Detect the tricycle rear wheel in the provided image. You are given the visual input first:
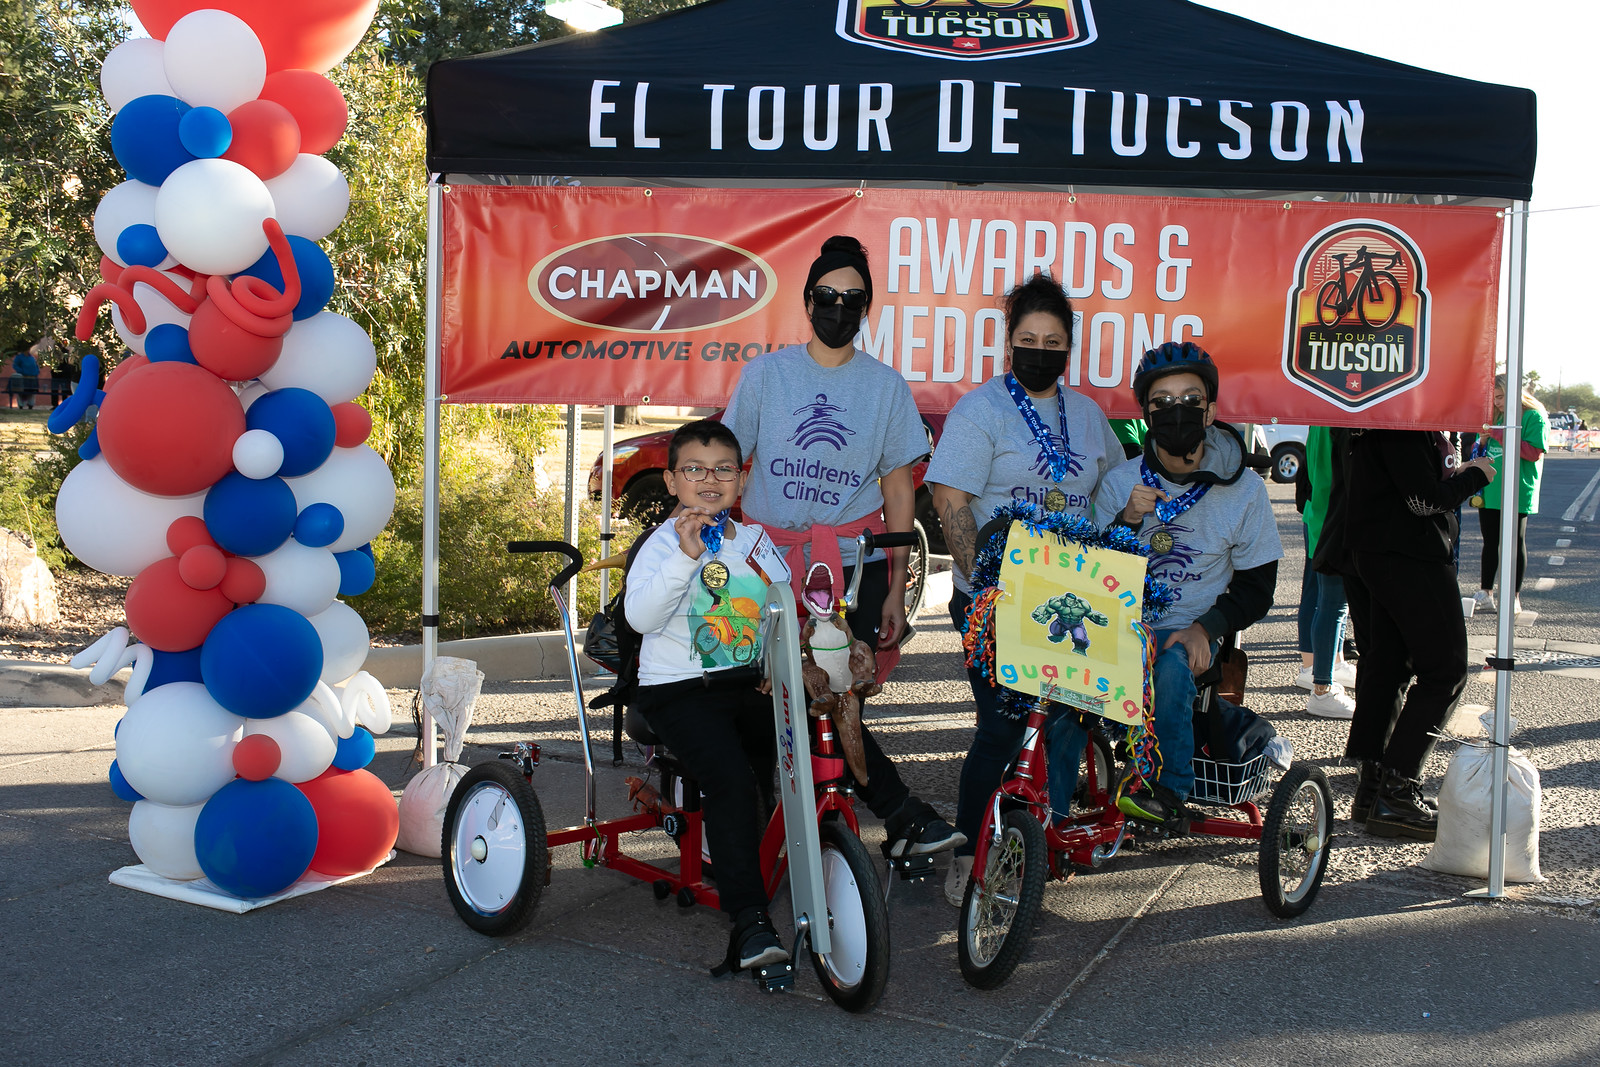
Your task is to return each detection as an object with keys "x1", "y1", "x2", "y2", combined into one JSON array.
[
  {"x1": 442, "y1": 761, "x2": 548, "y2": 936},
  {"x1": 1259, "y1": 762, "x2": 1333, "y2": 918}
]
